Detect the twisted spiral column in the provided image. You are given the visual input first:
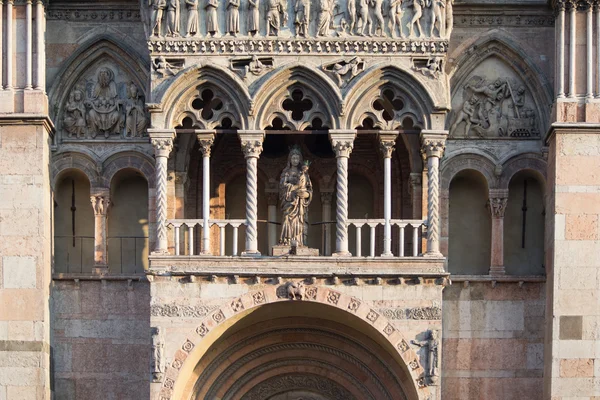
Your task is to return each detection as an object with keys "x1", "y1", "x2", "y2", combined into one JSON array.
[
  {"x1": 421, "y1": 131, "x2": 447, "y2": 257},
  {"x1": 330, "y1": 131, "x2": 355, "y2": 256},
  {"x1": 239, "y1": 132, "x2": 264, "y2": 256},
  {"x1": 150, "y1": 131, "x2": 174, "y2": 254}
]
